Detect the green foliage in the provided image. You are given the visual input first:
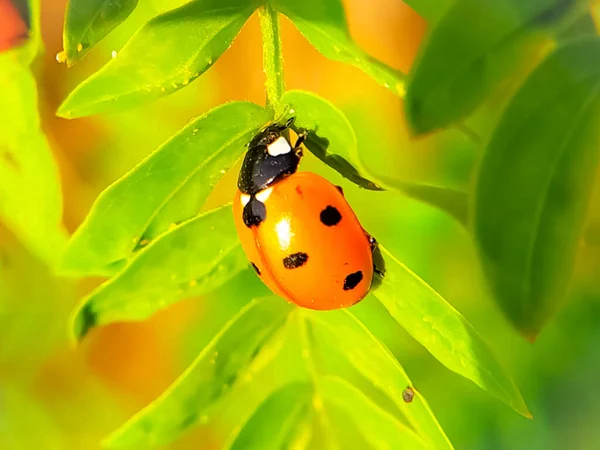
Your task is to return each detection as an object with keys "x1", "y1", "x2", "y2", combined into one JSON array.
[
  {"x1": 373, "y1": 246, "x2": 530, "y2": 416},
  {"x1": 279, "y1": 89, "x2": 381, "y2": 190},
  {"x1": 271, "y1": 0, "x2": 405, "y2": 96},
  {"x1": 0, "y1": 6, "x2": 67, "y2": 267},
  {"x1": 406, "y1": 0, "x2": 580, "y2": 135},
  {"x1": 63, "y1": 0, "x2": 139, "y2": 65},
  {"x1": 70, "y1": 205, "x2": 248, "y2": 341},
  {"x1": 304, "y1": 310, "x2": 453, "y2": 449},
  {"x1": 402, "y1": 0, "x2": 454, "y2": 22},
  {"x1": 318, "y1": 376, "x2": 427, "y2": 449},
  {"x1": 59, "y1": 101, "x2": 269, "y2": 276},
  {"x1": 230, "y1": 383, "x2": 312, "y2": 450},
  {"x1": 104, "y1": 299, "x2": 453, "y2": 448},
  {"x1": 58, "y1": 0, "x2": 260, "y2": 118},
  {"x1": 474, "y1": 37, "x2": 600, "y2": 338},
  {"x1": 105, "y1": 297, "x2": 294, "y2": 448}
]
